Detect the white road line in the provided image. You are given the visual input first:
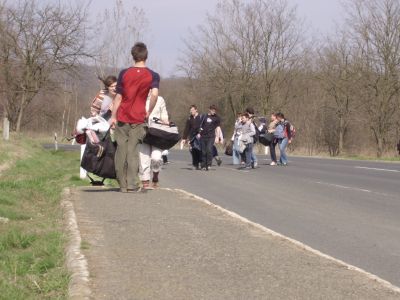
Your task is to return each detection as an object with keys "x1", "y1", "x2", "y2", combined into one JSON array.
[
  {"x1": 314, "y1": 181, "x2": 392, "y2": 197},
  {"x1": 355, "y1": 166, "x2": 400, "y2": 173},
  {"x1": 315, "y1": 181, "x2": 372, "y2": 193},
  {"x1": 166, "y1": 188, "x2": 400, "y2": 294}
]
